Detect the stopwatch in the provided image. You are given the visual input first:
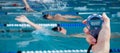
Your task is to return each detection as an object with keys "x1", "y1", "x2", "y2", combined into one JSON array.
[
  {"x1": 86, "y1": 14, "x2": 103, "y2": 53},
  {"x1": 86, "y1": 14, "x2": 103, "y2": 39}
]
